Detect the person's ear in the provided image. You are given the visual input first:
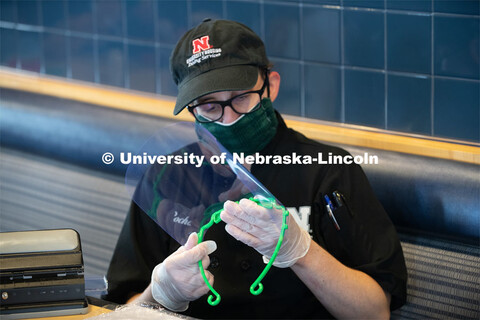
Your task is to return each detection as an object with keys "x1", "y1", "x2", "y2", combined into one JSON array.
[{"x1": 267, "y1": 71, "x2": 281, "y2": 102}]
